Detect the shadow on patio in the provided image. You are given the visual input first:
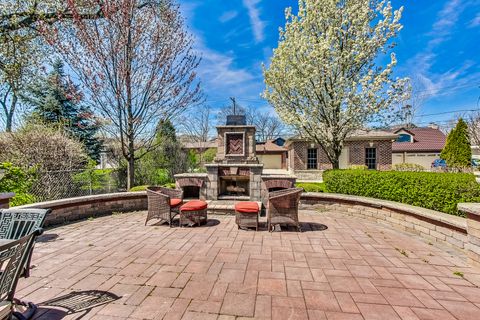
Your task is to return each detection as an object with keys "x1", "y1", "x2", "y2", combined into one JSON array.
[{"x1": 33, "y1": 290, "x2": 119, "y2": 319}]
